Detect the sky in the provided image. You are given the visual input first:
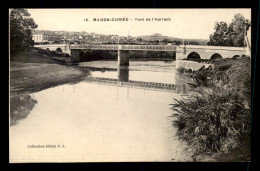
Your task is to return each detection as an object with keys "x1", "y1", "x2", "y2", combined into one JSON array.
[{"x1": 26, "y1": 9, "x2": 251, "y2": 39}]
